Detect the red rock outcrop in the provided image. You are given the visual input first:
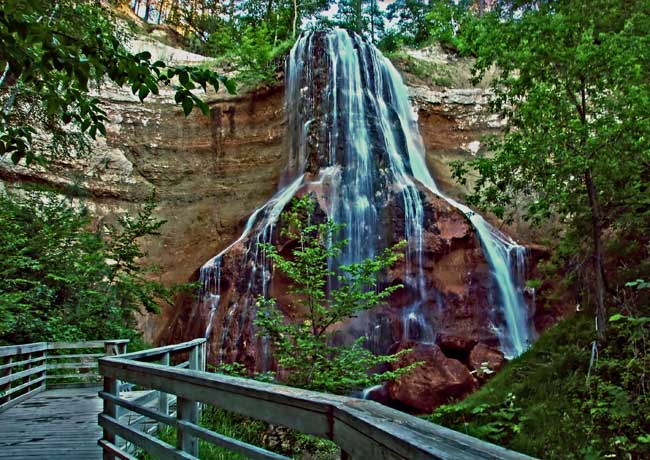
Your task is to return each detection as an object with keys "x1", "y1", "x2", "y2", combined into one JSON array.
[
  {"x1": 469, "y1": 343, "x2": 506, "y2": 379},
  {"x1": 387, "y1": 342, "x2": 479, "y2": 414}
]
